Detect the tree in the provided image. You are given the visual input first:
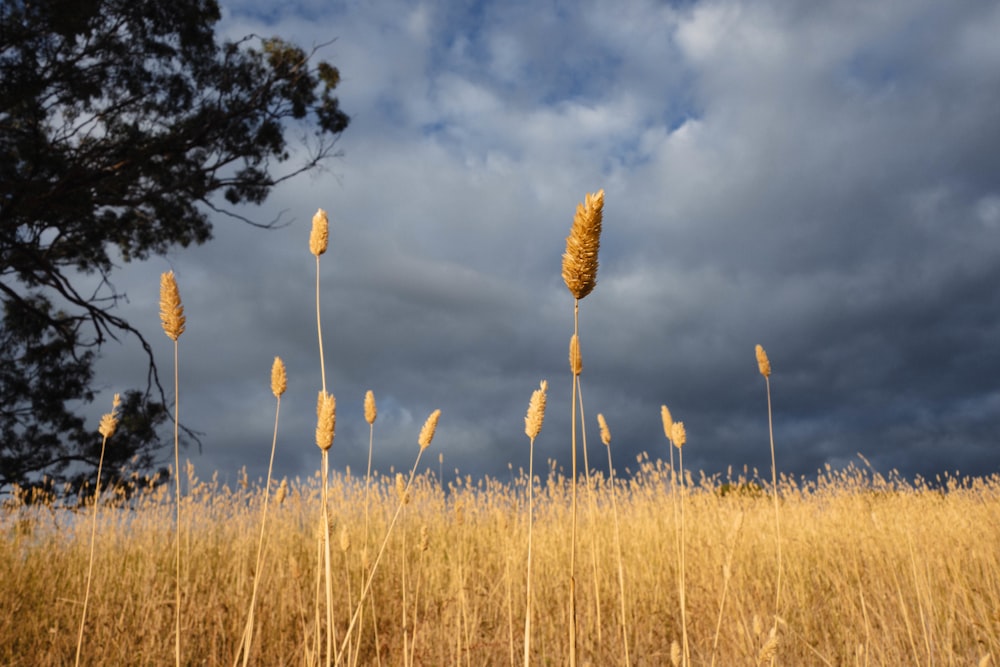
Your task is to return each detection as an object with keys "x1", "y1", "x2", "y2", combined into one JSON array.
[{"x1": 0, "y1": 0, "x2": 350, "y2": 495}]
